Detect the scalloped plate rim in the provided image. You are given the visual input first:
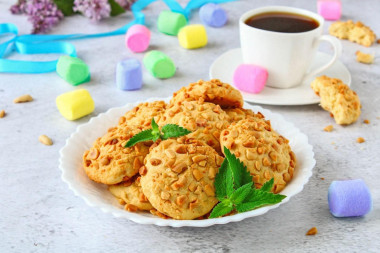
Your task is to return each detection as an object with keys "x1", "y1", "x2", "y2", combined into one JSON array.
[{"x1": 59, "y1": 97, "x2": 315, "y2": 227}]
